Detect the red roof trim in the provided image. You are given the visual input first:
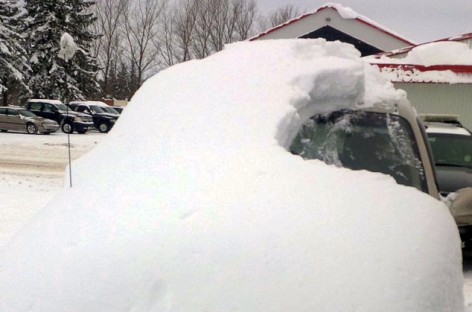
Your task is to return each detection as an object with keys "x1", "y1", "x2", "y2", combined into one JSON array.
[
  {"x1": 374, "y1": 63, "x2": 472, "y2": 74},
  {"x1": 249, "y1": 11, "x2": 314, "y2": 41}
]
